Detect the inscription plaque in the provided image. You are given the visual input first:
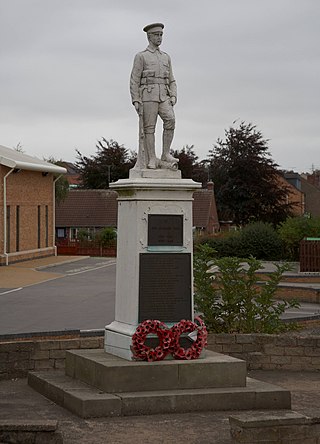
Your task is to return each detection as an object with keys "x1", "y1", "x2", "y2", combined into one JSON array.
[
  {"x1": 139, "y1": 253, "x2": 191, "y2": 323},
  {"x1": 148, "y1": 214, "x2": 183, "y2": 246}
]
